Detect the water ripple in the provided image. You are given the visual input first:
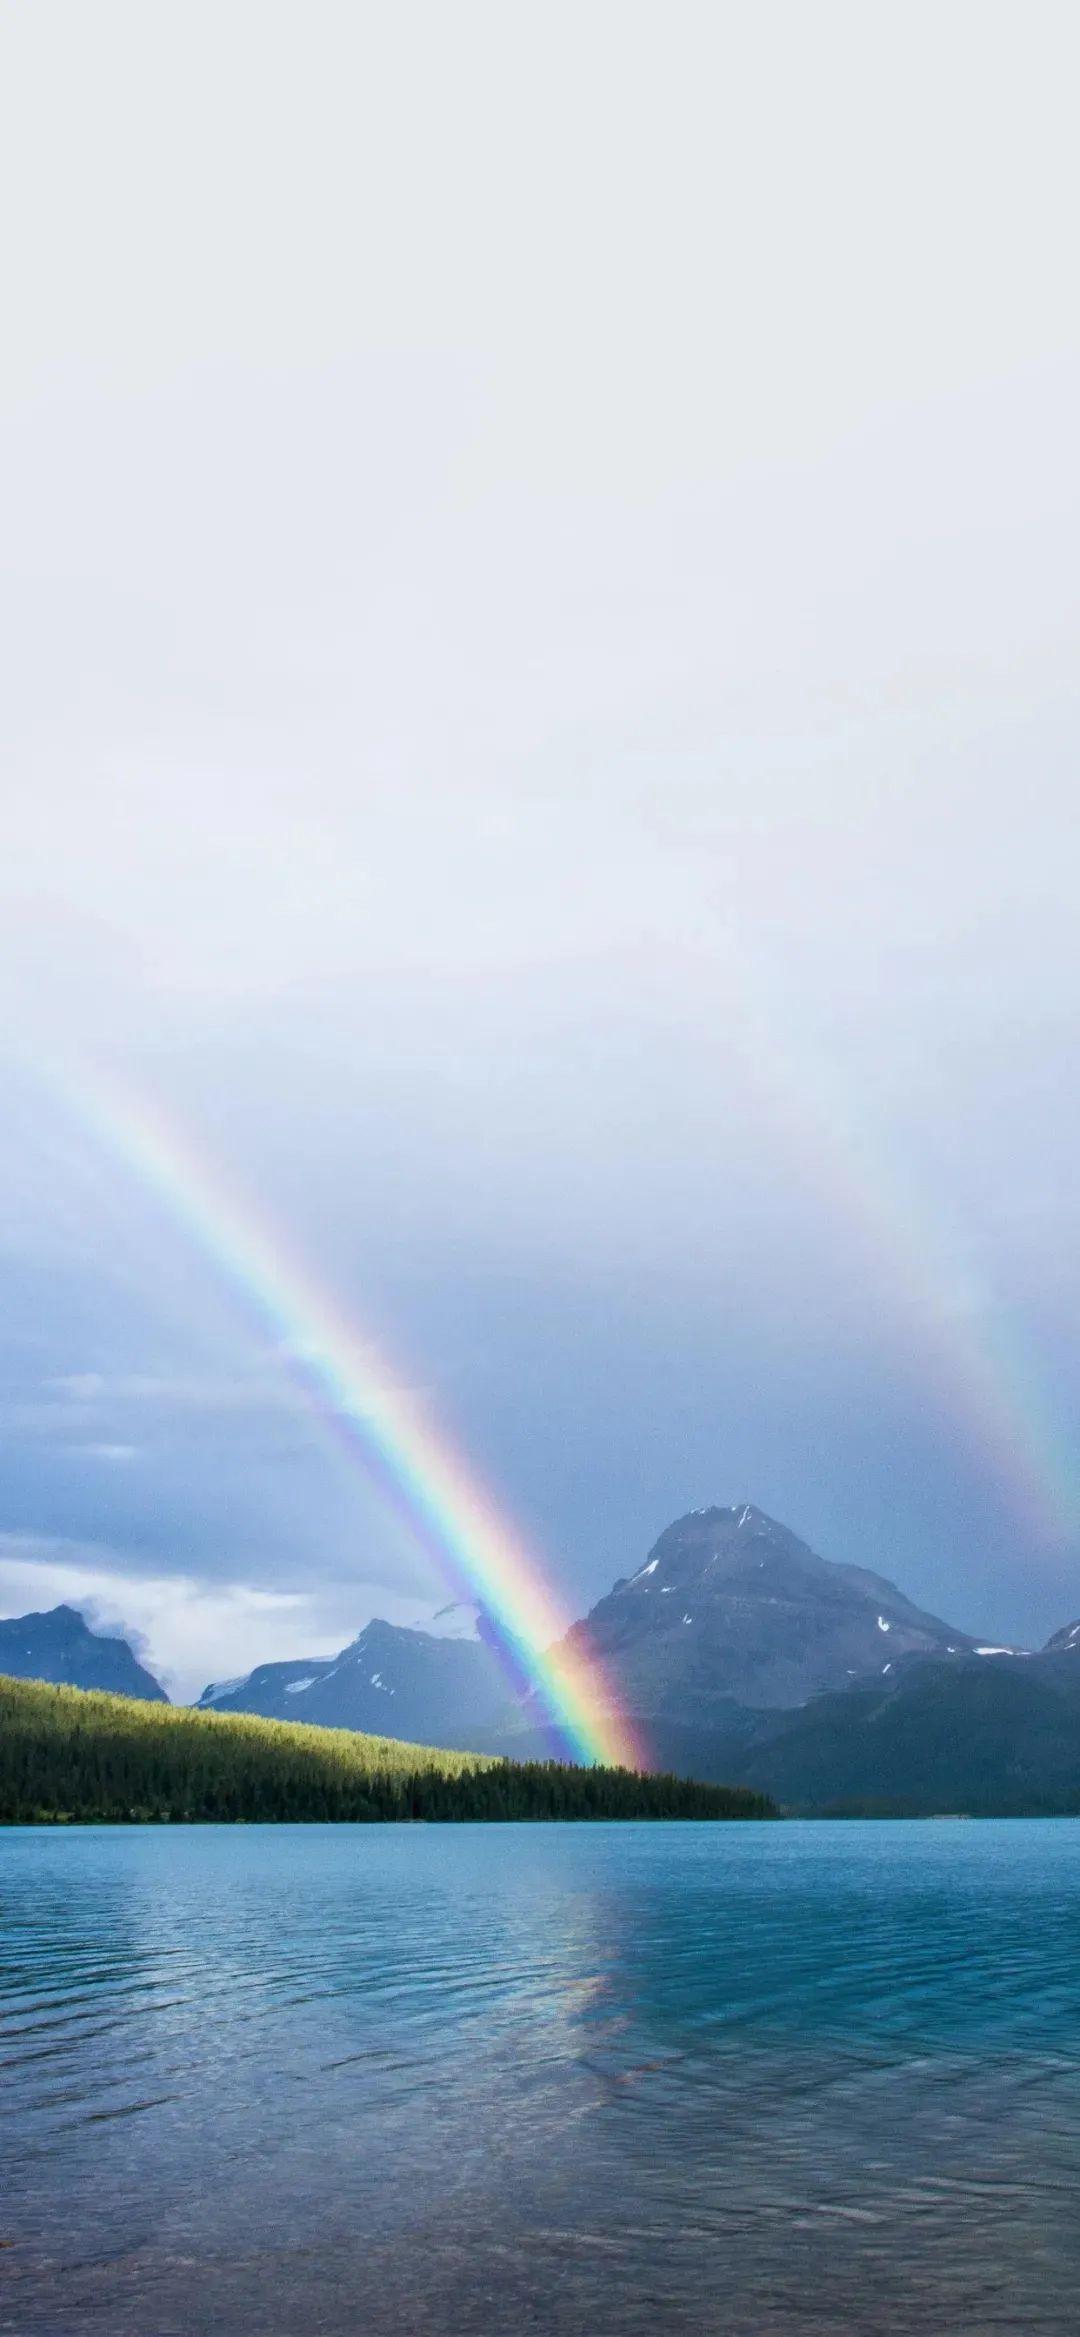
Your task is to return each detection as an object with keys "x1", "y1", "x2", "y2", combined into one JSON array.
[{"x1": 3, "y1": 1820, "x2": 1080, "y2": 2333}]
